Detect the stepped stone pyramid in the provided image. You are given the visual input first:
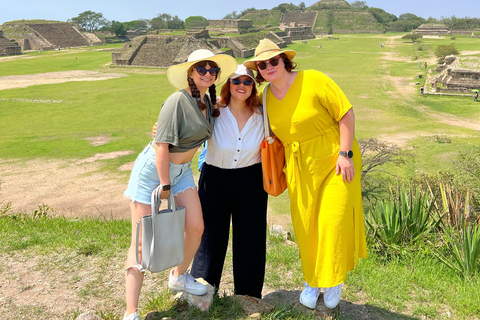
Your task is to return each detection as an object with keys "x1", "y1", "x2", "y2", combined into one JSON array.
[{"x1": 0, "y1": 21, "x2": 101, "y2": 51}]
